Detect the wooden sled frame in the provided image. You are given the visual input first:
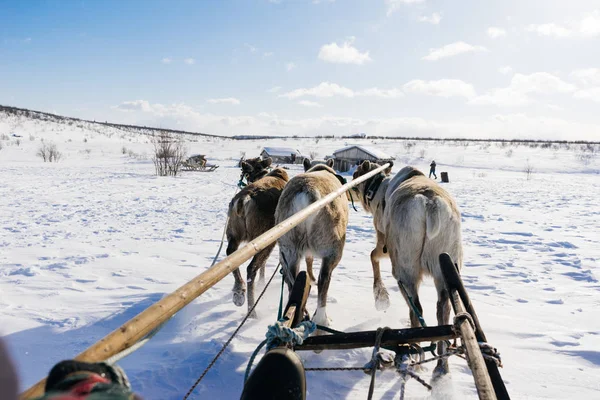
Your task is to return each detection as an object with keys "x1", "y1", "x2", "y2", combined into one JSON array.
[
  {"x1": 180, "y1": 161, "x2": 219, "y2": 172},
  {"x1": 244, "y1": 254, "x2": 510, "y2": 400}
]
